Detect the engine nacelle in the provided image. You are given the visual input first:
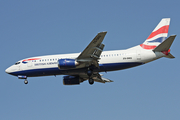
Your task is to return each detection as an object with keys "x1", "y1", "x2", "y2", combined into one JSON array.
[
  {"x1": 63, "y1": 76, "x2": 80, "y2": 85},
  {"x1": 58, "y1": 59, "x2": 79, "y2": 69}
]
